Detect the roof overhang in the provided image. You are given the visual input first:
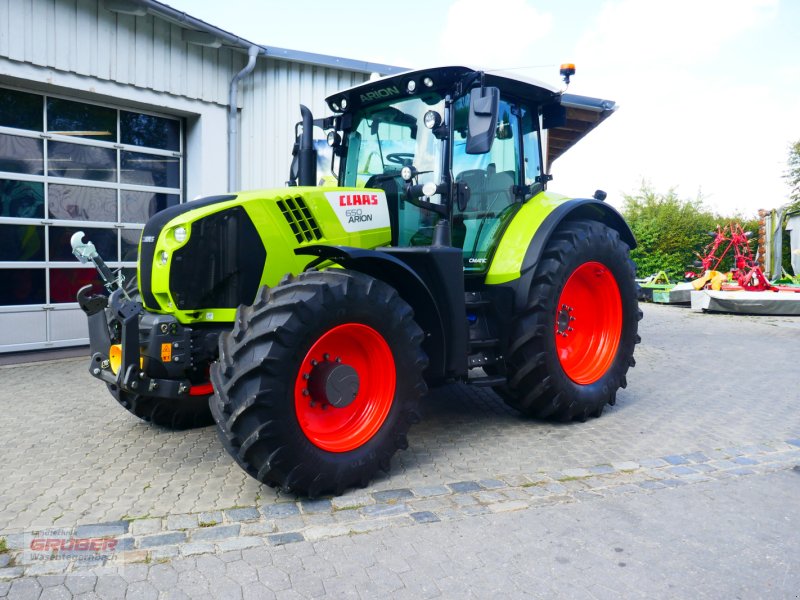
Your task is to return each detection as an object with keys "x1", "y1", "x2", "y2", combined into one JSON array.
[{"x1": 546, "y1": 93, "x2": 618, "y2": 164}]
